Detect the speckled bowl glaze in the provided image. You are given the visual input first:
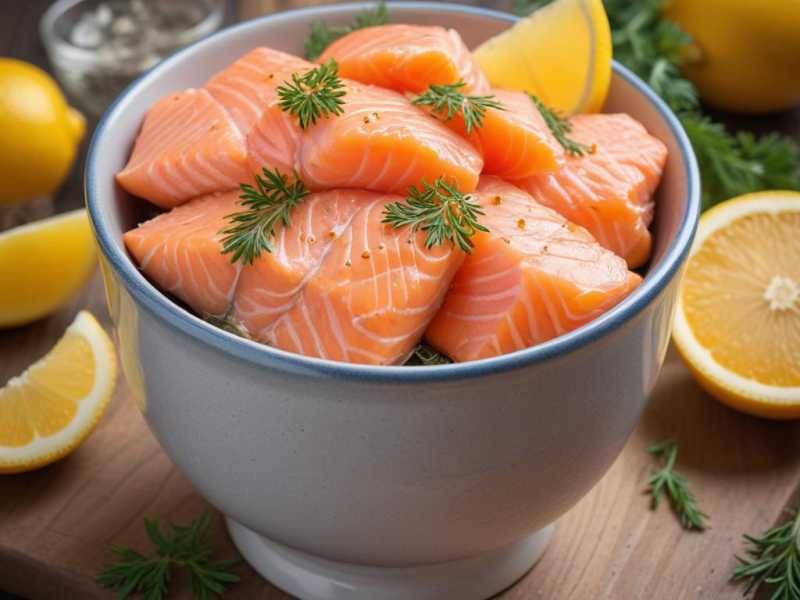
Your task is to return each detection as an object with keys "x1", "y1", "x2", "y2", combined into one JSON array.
[{"x1": 86, "y1": 4, "x2": 700, "y2": 599}]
